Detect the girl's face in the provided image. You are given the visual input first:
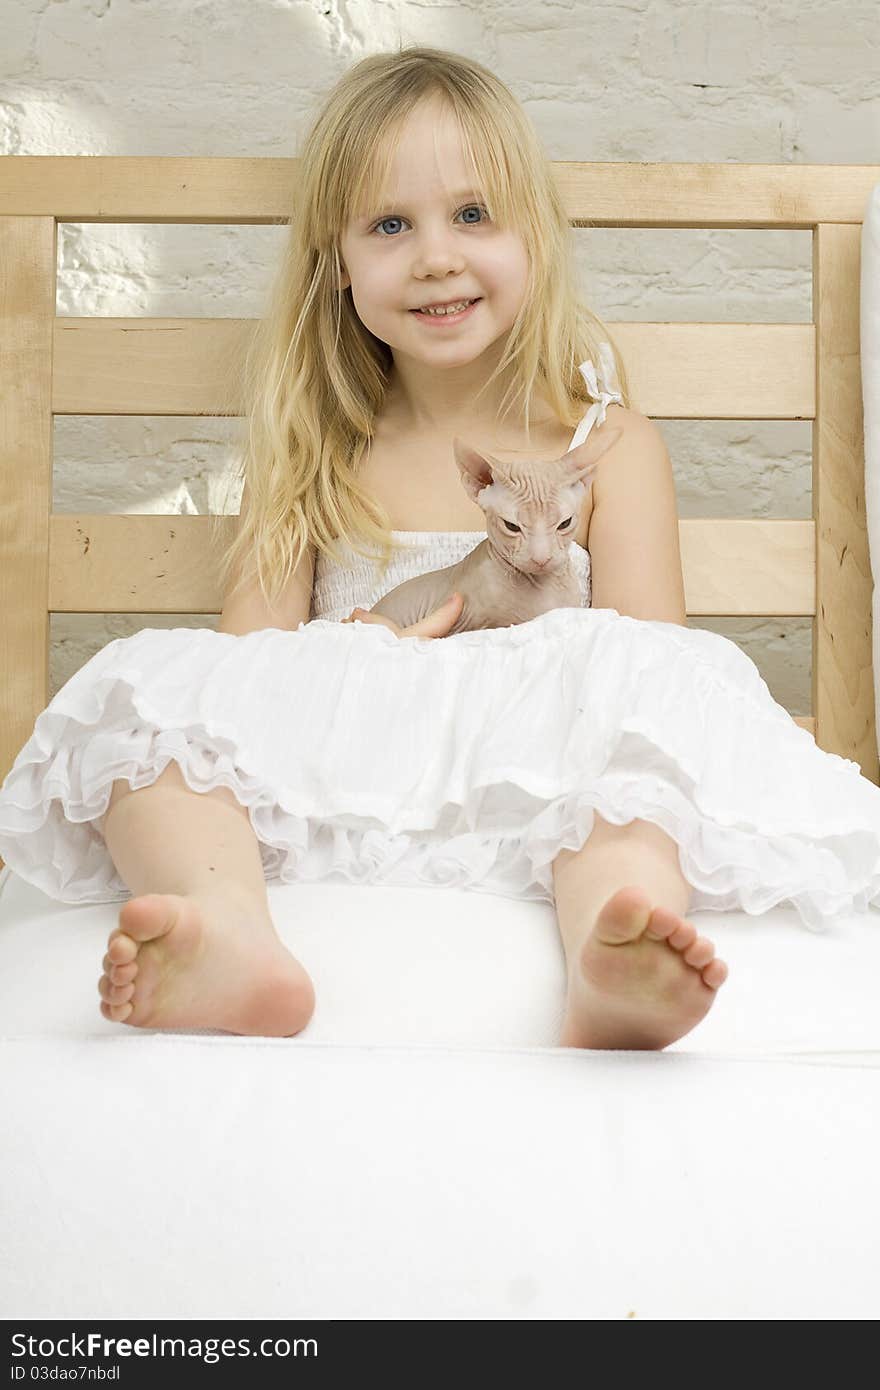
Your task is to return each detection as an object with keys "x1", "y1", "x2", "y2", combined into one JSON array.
[{"x1": 337, "y1": 99, "x2": 530, "y2": 370}]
